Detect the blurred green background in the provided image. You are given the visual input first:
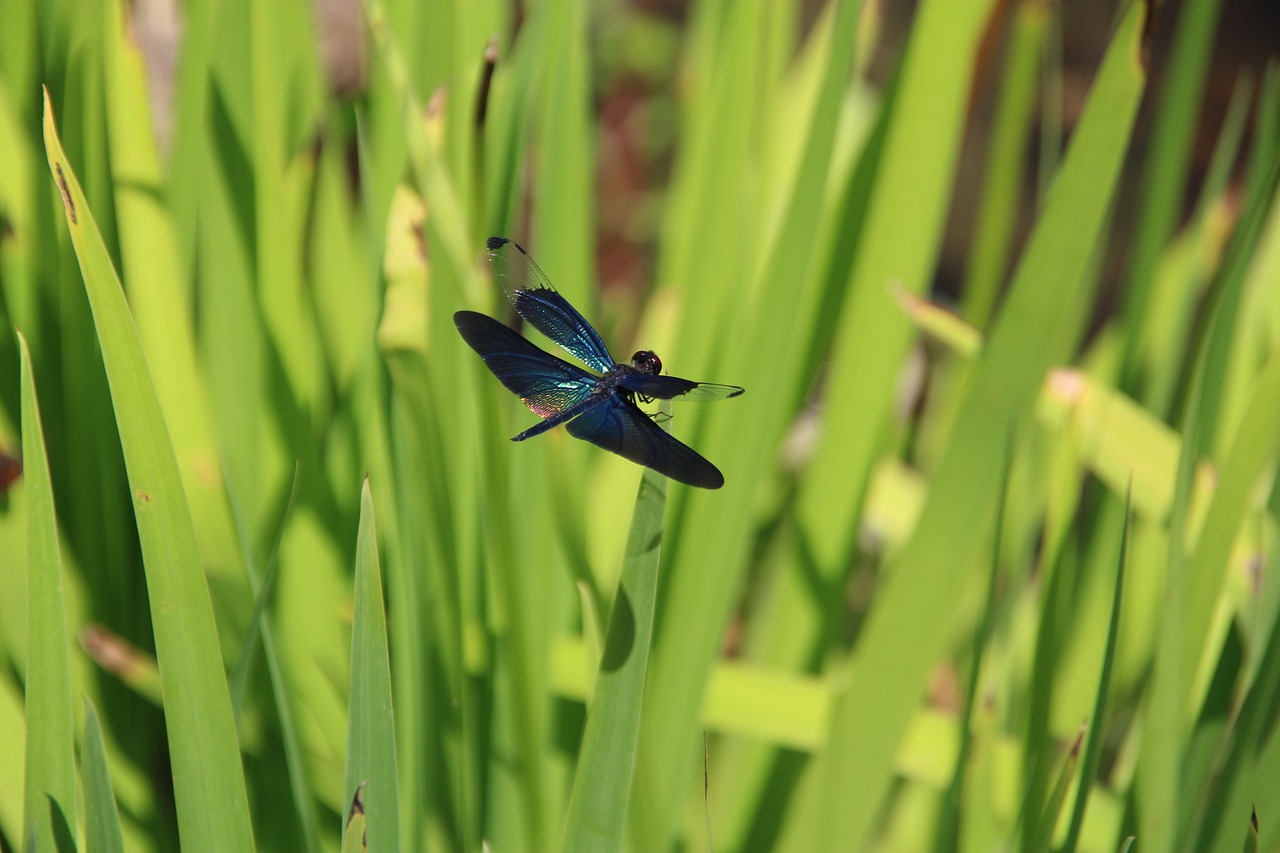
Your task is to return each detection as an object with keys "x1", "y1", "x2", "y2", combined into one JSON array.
[{"x1": 3, "y1": 0, "x2": 1280, "y2": 850}]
